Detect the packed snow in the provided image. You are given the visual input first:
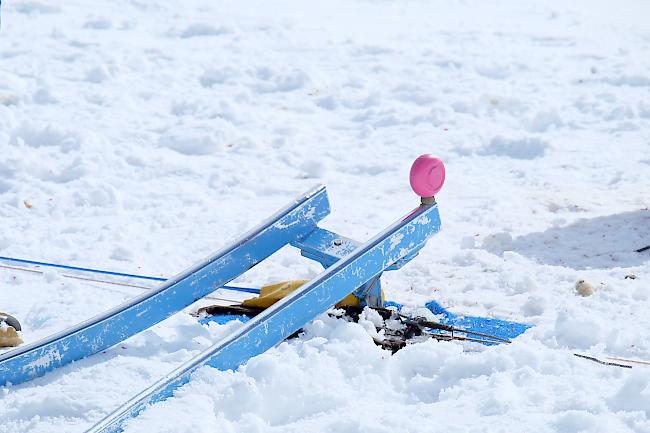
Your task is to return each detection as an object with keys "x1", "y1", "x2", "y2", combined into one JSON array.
[{"x1": 1, "y1": 0, "x2": 649, "y2": 432}]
